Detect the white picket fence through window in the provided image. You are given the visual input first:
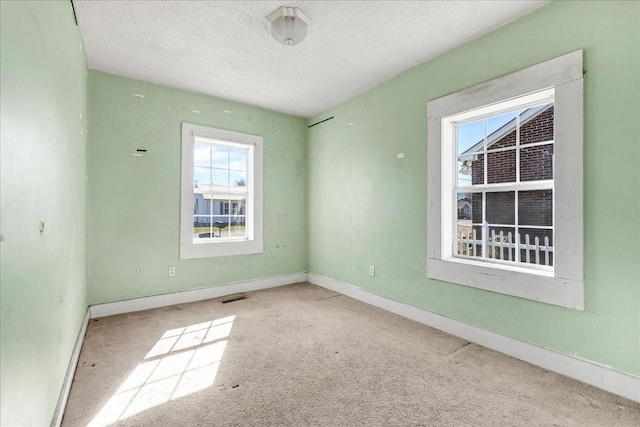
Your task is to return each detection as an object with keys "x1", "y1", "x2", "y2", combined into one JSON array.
[{"x1": 456, "y1": 228, "x2": 553, "y2": 266}]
